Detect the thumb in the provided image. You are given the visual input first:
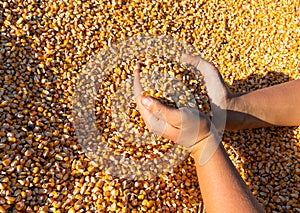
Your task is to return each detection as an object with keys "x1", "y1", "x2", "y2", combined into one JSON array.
[
  {"x1": 141, "y1": 96, "x2": 181, "y2": 127},
  {"x1": 140, "y1": 96, "x2": 154, "y2": 110}
]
